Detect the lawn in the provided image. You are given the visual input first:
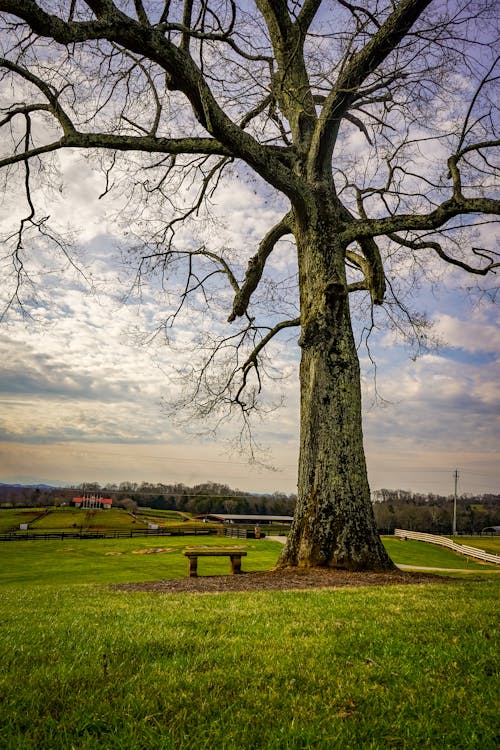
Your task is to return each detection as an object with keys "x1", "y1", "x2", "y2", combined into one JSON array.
[
  {"x1": 0, "y1": 540, "x2": 498, "y2": 750},
  {"x1": 135, "y1": 508, "x2": 192, "y2": 523},
  {"x1": 0, "y1": 536, "x2": 498, "y2": 749},
  {"x1": 0, "y1": 534, "x2": 498, "y2": 587},
  {"x1": 451, "y1": 536, "x2": 500, "y2": 555},
  {"x1": 0, "y1": 536, "x2": 280, "y2": 586},
  {"x1": 381, "y1": 537, "x2": 499, "y2": 570},
  {"x1": 0, "y1": 509, "x2": 44, "y2": 533},
  {"x1": 0, "y1": 506, "x2": 219, "y2": 534},
  {"x1": 29, "y1": 508, "x2": 143, "y2": 531}
]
